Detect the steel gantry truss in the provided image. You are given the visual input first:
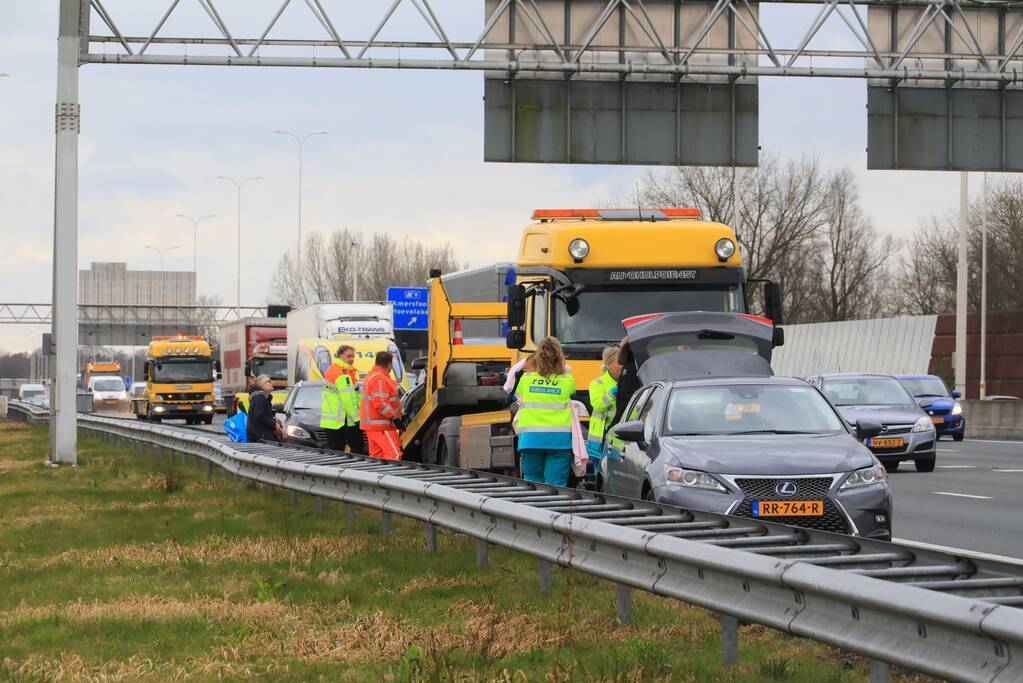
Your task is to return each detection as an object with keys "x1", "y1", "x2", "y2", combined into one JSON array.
[
  {"x1": 79, "y1": 0, "x2": 1023, "y2": 84},
  {"x1": 0, "y1": 304, "x2": 267, "y2": 326}
]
